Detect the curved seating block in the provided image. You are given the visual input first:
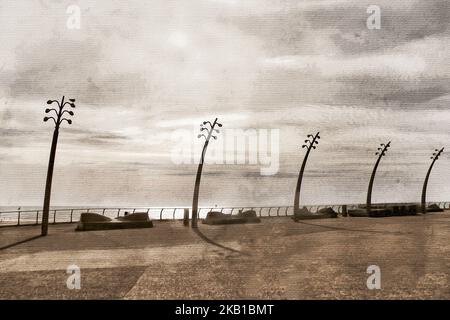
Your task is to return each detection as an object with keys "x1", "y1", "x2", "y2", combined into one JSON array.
[
  {"x1": 391, "y1": 205, "x2": 417, "y2": 216},
  {"x1": 202, "y1": 211, "x2": 261, "y2": 225},
  {"x1": 116, "y1": 212, "x2": 150, "y2": 221},
  {"x1": 347, "y1": 209, "x2": 368, "y2": 217},
  {"x1": 426, "y1": 204, "x2": 444, "y2": 213},
  {"x1": 76, "y1": 212, "x2": 153, "y2": 231},
  {"x1": 349, "y1": 203, "x2": 420, "y2": 217},
  {"x1": 237, "y1": 210, "x2": 258, "y2": 218},
  {"x1": 348, "y1": 208, "x2": 392, "y2": 218},
  {"x1": 79, "y1": 212, "x2": 112, "y2": 223},
  {"x1": 292, "y1": 207, "x2": 338, "y2": 221}
]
